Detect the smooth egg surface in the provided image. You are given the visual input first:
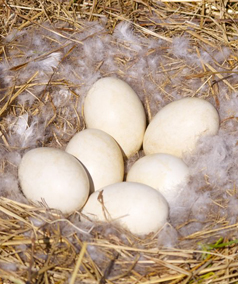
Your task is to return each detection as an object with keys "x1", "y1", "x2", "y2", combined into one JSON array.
[
  {"x1": 81, "y1": 181, "x2": 169, "y2": 236},
  {"x1": 66, "y1": 129, "x2": 124, "y2": 191},
  {"x1": 84, "y1": 77, "x2": 146, "y2": 158},
  {"x1": 18, "y1": 147, "x2": 90, "y2": 214},
  {"x1": 143, "y1": 97, "x2": 219, "y2": 158},
  {"x1": 126, "y1": 153, "x2": 189, "y2": 203}
]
